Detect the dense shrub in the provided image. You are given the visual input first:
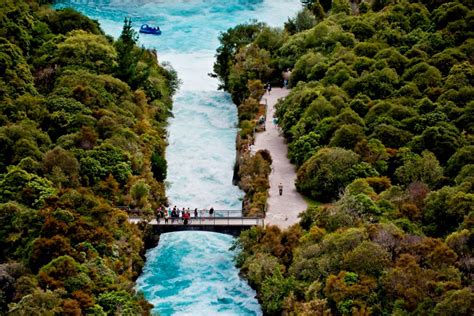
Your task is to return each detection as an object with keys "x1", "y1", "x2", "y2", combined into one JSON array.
[{"x1": 296, "y1": 147, "x2": 377, "y2": 202}]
